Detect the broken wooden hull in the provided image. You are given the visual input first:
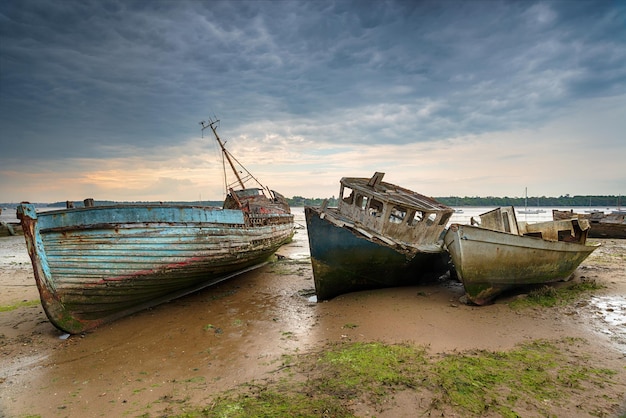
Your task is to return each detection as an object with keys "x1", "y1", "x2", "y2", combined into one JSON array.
[
  {"x1": 585, "y1": 222, "x2": 626, "y2": 239},
  {"x1": 552, "y1": 210, "x2": 626, "y2": 239},
  {"x1": 305, "y1": 206, "x2": 450, "y2": 301},
  {"x1": 0, "y1": 221, "x2": 23, "y2": 237},
  {"x1": 444, "y1": 223, "x2": 599, "y2": 305},
  {"x1": 17, "y1": 203, "x2": 294, "y2": 333}
]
